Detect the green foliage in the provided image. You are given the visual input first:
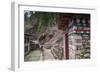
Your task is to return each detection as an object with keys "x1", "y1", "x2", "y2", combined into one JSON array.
[{"x1": 24, "y1": 11, "x2": 59, "y2": 35}]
